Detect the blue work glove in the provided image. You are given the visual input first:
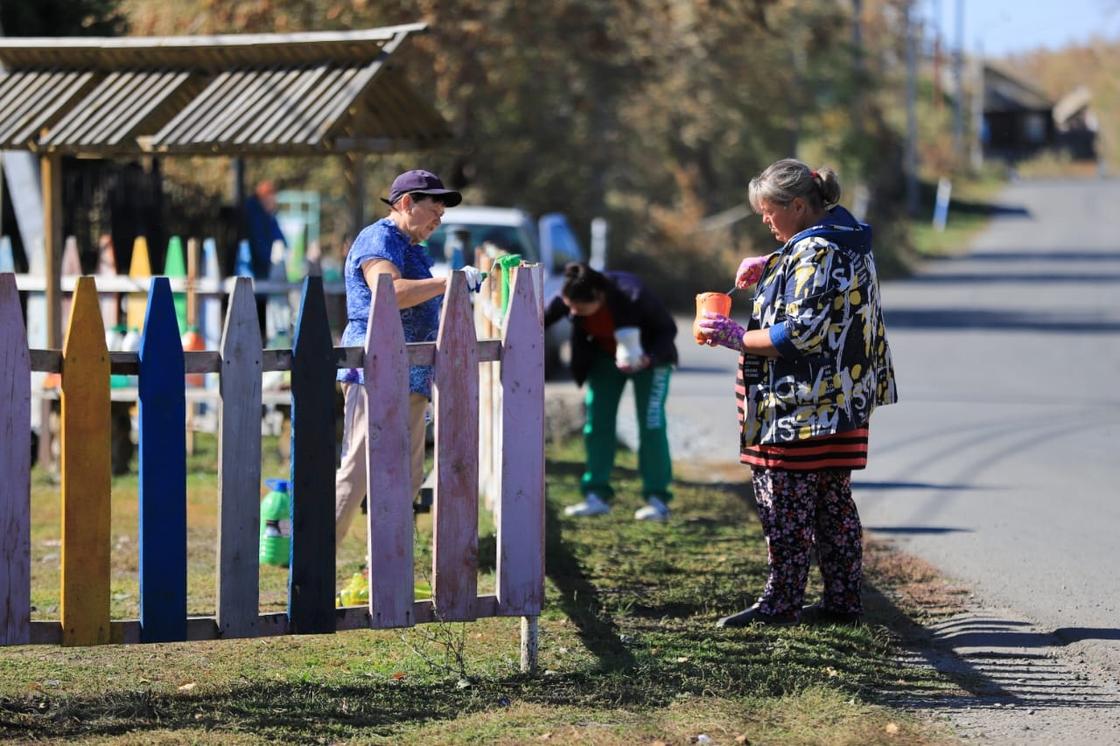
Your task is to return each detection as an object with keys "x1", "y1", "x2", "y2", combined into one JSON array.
[{"x1": 460, "y1": 265, "x2": 487, "y2": 293}]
